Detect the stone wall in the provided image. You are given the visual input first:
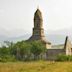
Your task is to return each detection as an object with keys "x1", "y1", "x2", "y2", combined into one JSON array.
[{"x1": 46, "y1": 49, "x2": 65, "y2": 60}]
